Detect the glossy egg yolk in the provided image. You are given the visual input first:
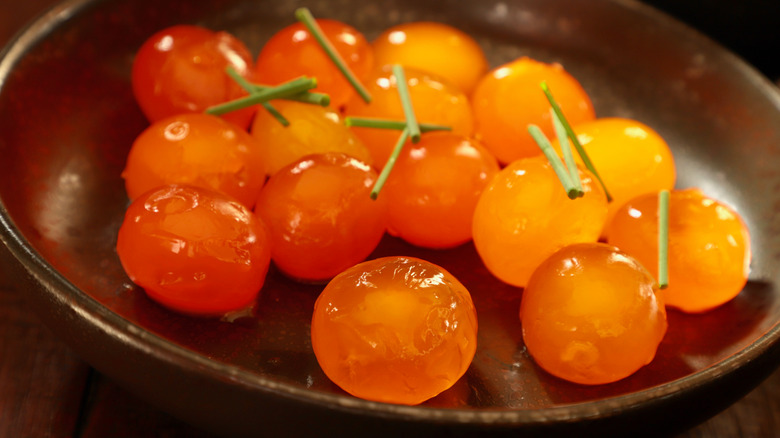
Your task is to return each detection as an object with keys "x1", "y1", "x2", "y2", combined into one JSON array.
[
  {"x1": 116, "y1": 185, "x2": 271, "y2": 316},
  {"x1": 371, "y1": 21, "x2": 489, "y2": 95},
  {"x1": 606, "y1": 188, "x2": 751, "y2": 313},
  {"x1": 471, "y1": 56, "x2": 595, "y2": 164},
  {"x1": 122, "y1": 113, "x2": 266, "y2": 209},
  {"x1": 250, "y1": 100, "x2": 372, "y2": 176},
  {"x1": 131, "y1": 25, "x2": 256, "y2": 129},
  {"x1": 472, "y1": 155, "x2": 608, "y2": 288},
  {"x1": 520, "y1": 242, "x2": 667, "y2": 385},
  {"x1": 383, "y1": 132, "x2": 499, "y2": 249},
  {"x1": 553, "y1": 117, "x2": 676, "y2": 230},
  {"x1": 311, "y1": 256, "x2": 478, "y2": 405},
  {"x1": 255, "y1": 153, "x2": 387, "y2": 283},
  {"x1": 254, "y1": 19, "x2": 373, "y2": 110},
  {"x1": 343, "y1": 66, "x2": 475, "y2": 169}
]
